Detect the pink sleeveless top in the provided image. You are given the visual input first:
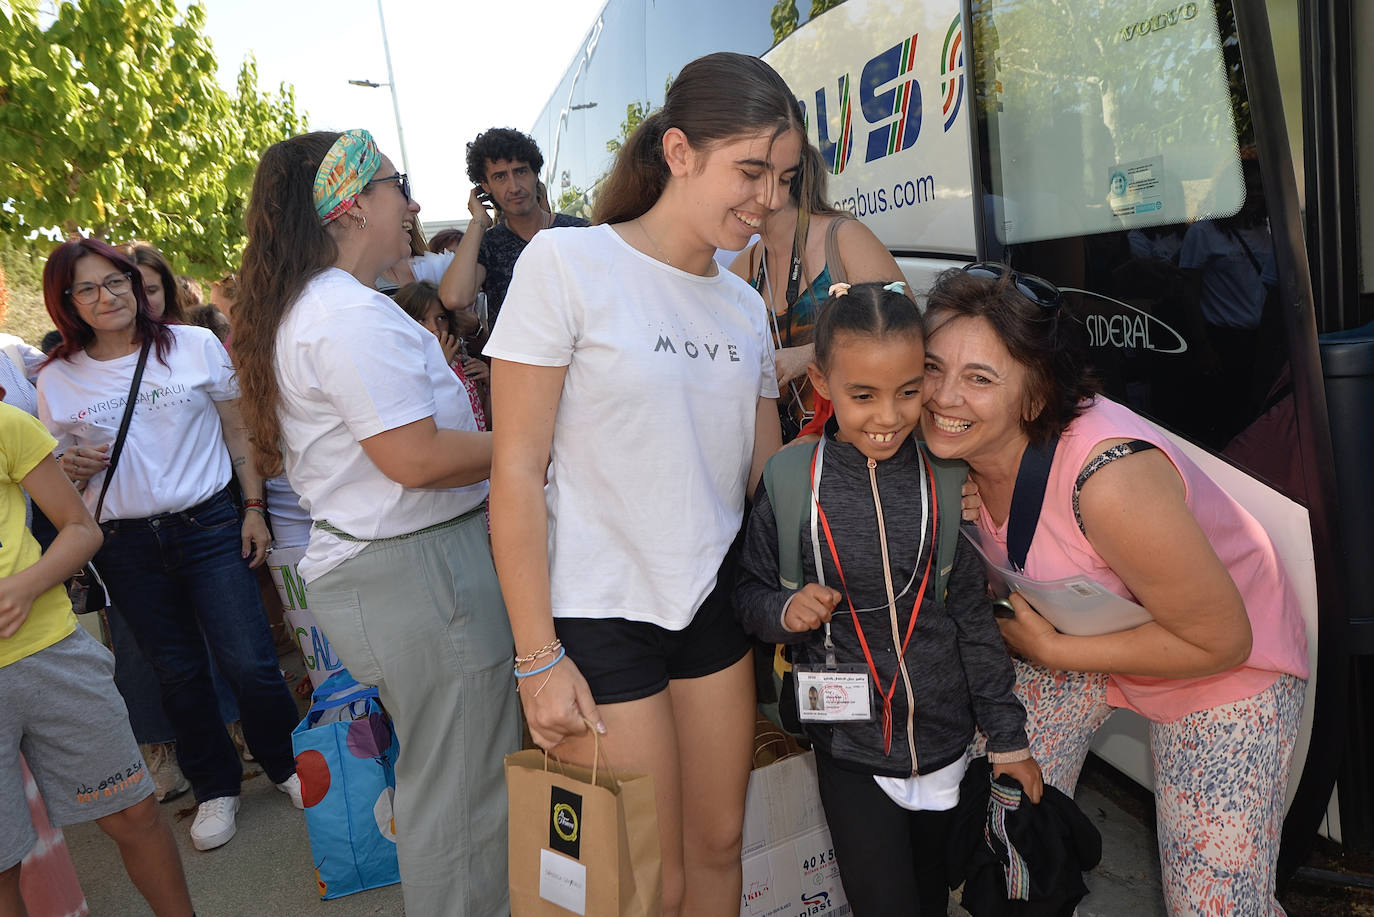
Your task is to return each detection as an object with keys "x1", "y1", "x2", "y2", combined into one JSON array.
[{"x1": 977, "y1": 397, "x2": 1308, "y2": 722}]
